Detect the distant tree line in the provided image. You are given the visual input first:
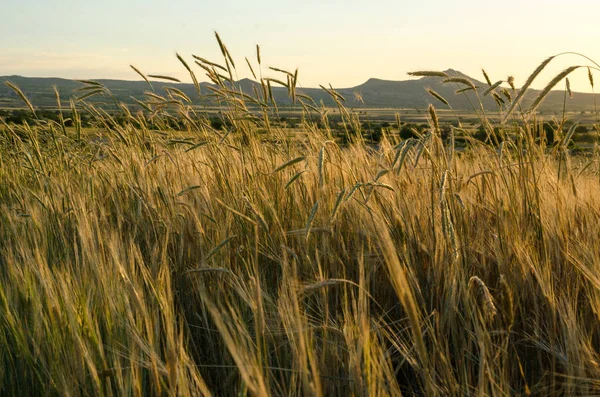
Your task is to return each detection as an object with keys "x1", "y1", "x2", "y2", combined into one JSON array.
[{"x1": 0, "y1": 109, "x2": 93, "y2": 127}]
